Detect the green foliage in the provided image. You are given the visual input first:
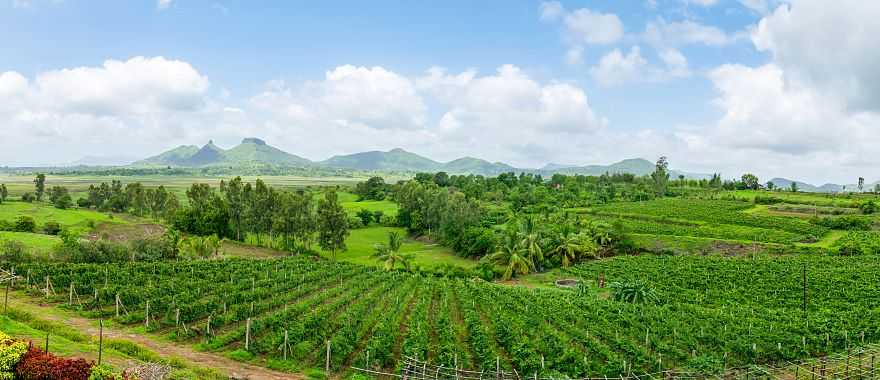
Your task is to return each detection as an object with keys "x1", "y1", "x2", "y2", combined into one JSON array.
[
  {"x1": 811, "y1": 215, "x2": 872, "y2": 230},
  {"x1": 33, "y1": 173, "x2": 46, "y2": 201},
  {"x1": 833, "y1": 231, "x2": 880, "y2": 255},
  {"x1": 20, "y1": 193, "x2": 35, "y2": 203},
  {"x1": 355, "y1": 209, "x2": 373, "y2": 226},
  {"x1": 859, "y1": 200, "x2": 877, "y2": 214},
  {"x1": 42, "y1": 221, "x2": 62, "y2": 235},
  {"x1": 88, "y1": 364, "x2": 122, "y2": 380},
  {"x1": 353, "y1": 176, "x2": 389, "y2": 201},
  {"x1": 317, "y1": 190, "x2": 349, "y2": 259},
  {"x1": 14, "y1": 216, "x2": 36, "y2": 233},
  {"x1": 0, "y1": 332, "x2": 28, "y2": 380},
  {"x1": 609, "y1": 281, "x2": 660, "y2": 304}
]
